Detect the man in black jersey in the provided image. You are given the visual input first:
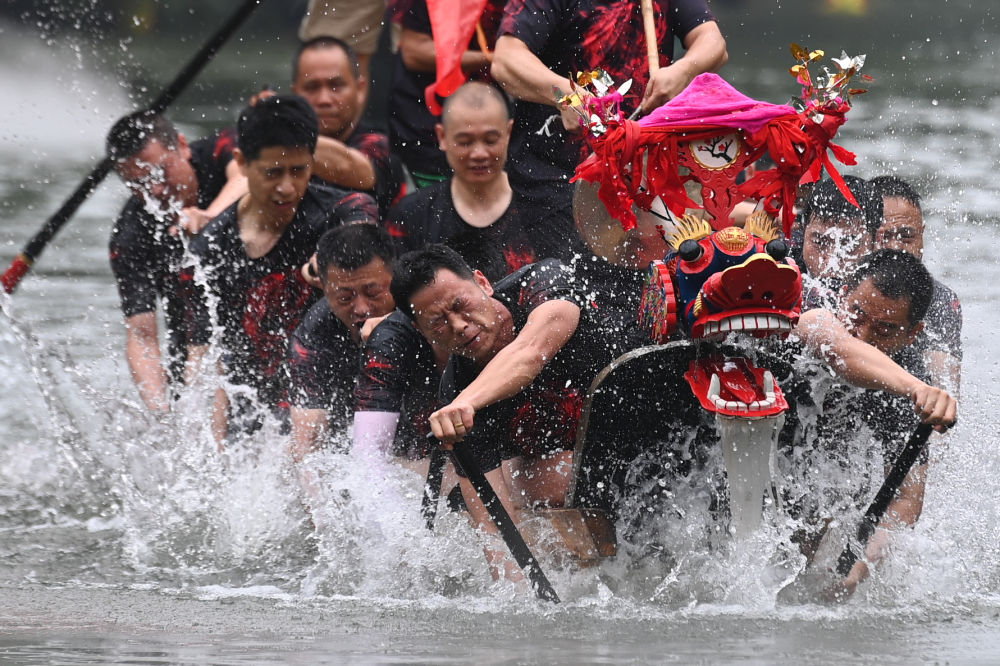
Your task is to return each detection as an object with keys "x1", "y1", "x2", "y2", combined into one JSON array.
[
  {"x1": 392, "y1": 245, "x2": 612, "y2": 581},
  {"x1": 385, "y1": 81, "x2": 563, "y2": 280},
  {"x1": 291, "y1": 36, "x2": 406, "y2": 219},
  {"x1": 490, "y1": 0, "x2": 727, "y2": 236},
  {"x1": 184, "y1": 95, "x2": 377, "y2": 442},
  {"x1": 107, "y1": 111, "x2": 247, "y2": 412},
  {"x1": 870, "y1": 175, "x2": 963, "y2": 394},
  {"x1": 287, "y1": 224, "x2": 396, "y2": 460},
  {"x1": 833, "y1": 250, "x2": 938, "y2": 595}
]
